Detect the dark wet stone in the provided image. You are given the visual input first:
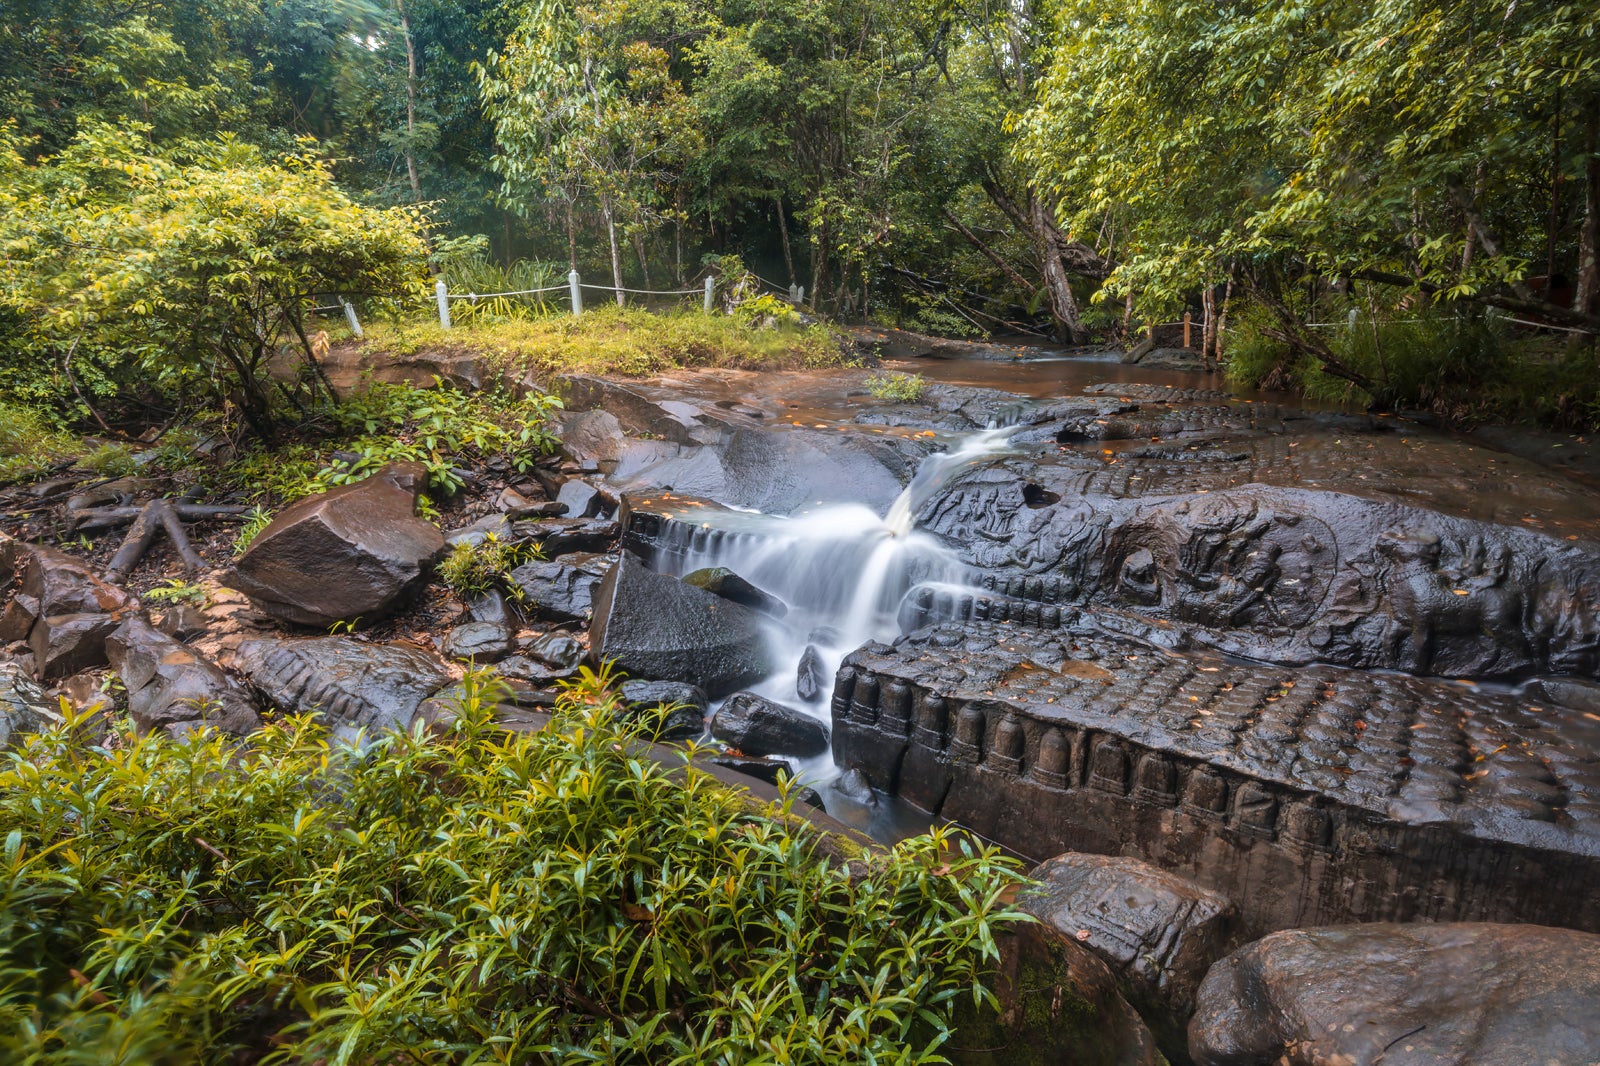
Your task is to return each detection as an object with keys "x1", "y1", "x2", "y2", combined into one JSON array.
[
  {"x1": 444, "y1": 513, "x2": 517, "y2": 548},
  {"x1": 466, "y1": 589, "x2": 516, "y2": 628},
  {"x1": 441, "y1": 620, "x2": 516, "y2": 663},
  {"x1": 682, "y1": 566, "x2": 787, "y2": 616},
  {"x1": 0, "y1": 536, "x2": 138, "y2": 679},
  {"x1": 496, "y1": 487, "x2": 565, "y2": 518},
  {"x1": 0, "y1": 661, "x2": 56, "y2": 748},
  {"x1": 556, "y1": 478, "x2": 603, "y2": 519},
  {"x1": 521, "y1": 517, "x2": 619, "y2": 557},
  {"x1": 708, "y1": 754, "x2": 794, "y2": 786},
  {"x1": 947, "y1": 920, "x2": 1163, "y2": 1066},
  {"x1": 711, "y1": 690, "x2": 828, "y2": 757},
  {"x1": 510, "y1": 552, "x2": 612, "y2": 621},
  {"x1": 795, "y1": 644, "x2": 826, "y2": 702},
  {"x1": 526, "y1": 632, "x2": 585, "y2": 672},
  {"x1": 589, "y1": 553, "x2": 769, "y2": 697},
  {"x1": 495, "y1": 654, "x2": 577, "y2": 684},
  {"x1": 234, "y1": 636, "x2": 450, "y2": 742},
  {"x1": 107, "y1": 618, "x2": 260, "y2": 738},
  {"x1": 229, "y1": 463, "x2": 445, "y2": 628},
  {"x1": 831, "y1": 620, "x2": 1600, "y2": 936},
  {"x1": 618, "y1": 678, "x2": 707, "y2": 739},
  {"x1": 1024, "y1": 853, "x2": 1240, "y2": 1058},
  {"x1": 1189, "y1": 923, "x2": 1600, "y2": 1066}
]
